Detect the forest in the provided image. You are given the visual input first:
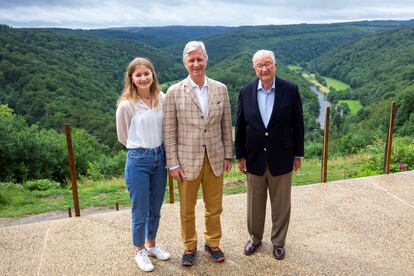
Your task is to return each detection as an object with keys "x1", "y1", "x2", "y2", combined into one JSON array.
[{"x1": 0, "y1": 20, "x2": 413, "y2": 184}]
